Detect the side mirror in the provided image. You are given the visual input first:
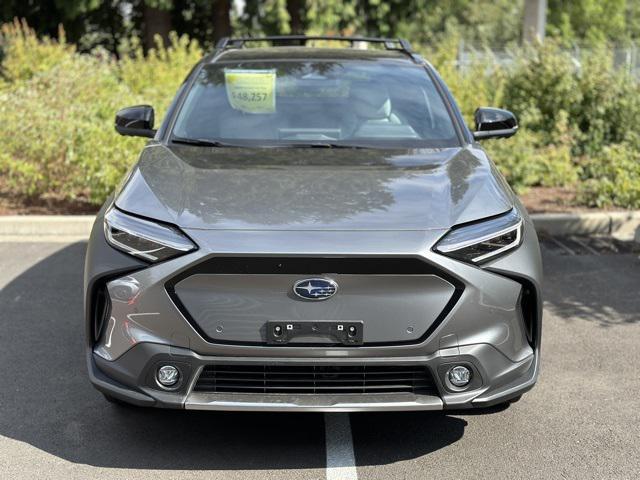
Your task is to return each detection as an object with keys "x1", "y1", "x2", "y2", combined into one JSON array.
[
  {"x1": 472, "y1": 107, "x2": 518, "y2": 140},
  {"x1": 115, "y1": 105, "x2": 156, "y2": 138}
]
